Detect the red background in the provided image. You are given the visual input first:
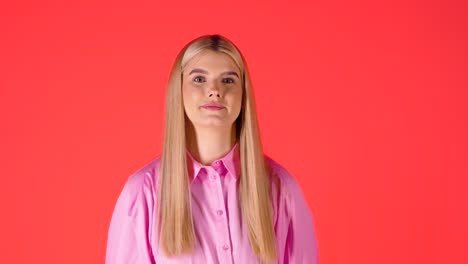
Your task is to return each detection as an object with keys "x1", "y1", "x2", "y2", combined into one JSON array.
[{"x1": 1, "y1": 0, "x2": 467, "y2": 263}]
